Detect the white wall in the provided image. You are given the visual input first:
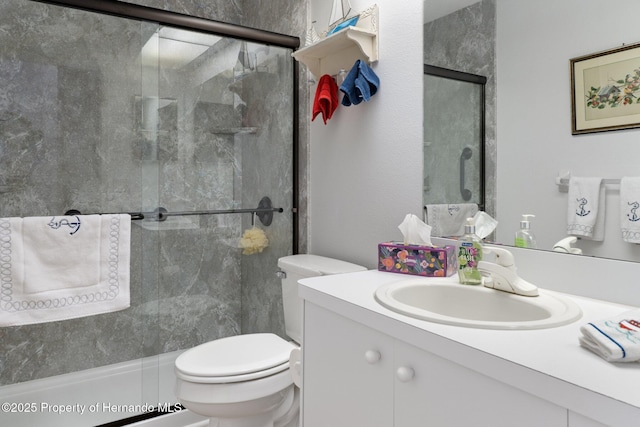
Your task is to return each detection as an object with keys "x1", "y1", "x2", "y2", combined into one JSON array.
[
  {"x1": 496, "y1": 0, "x2": 640, "y2": 261},
  {"x1": 308, "y1": 0, "x2": 424, "y2": 268}
]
